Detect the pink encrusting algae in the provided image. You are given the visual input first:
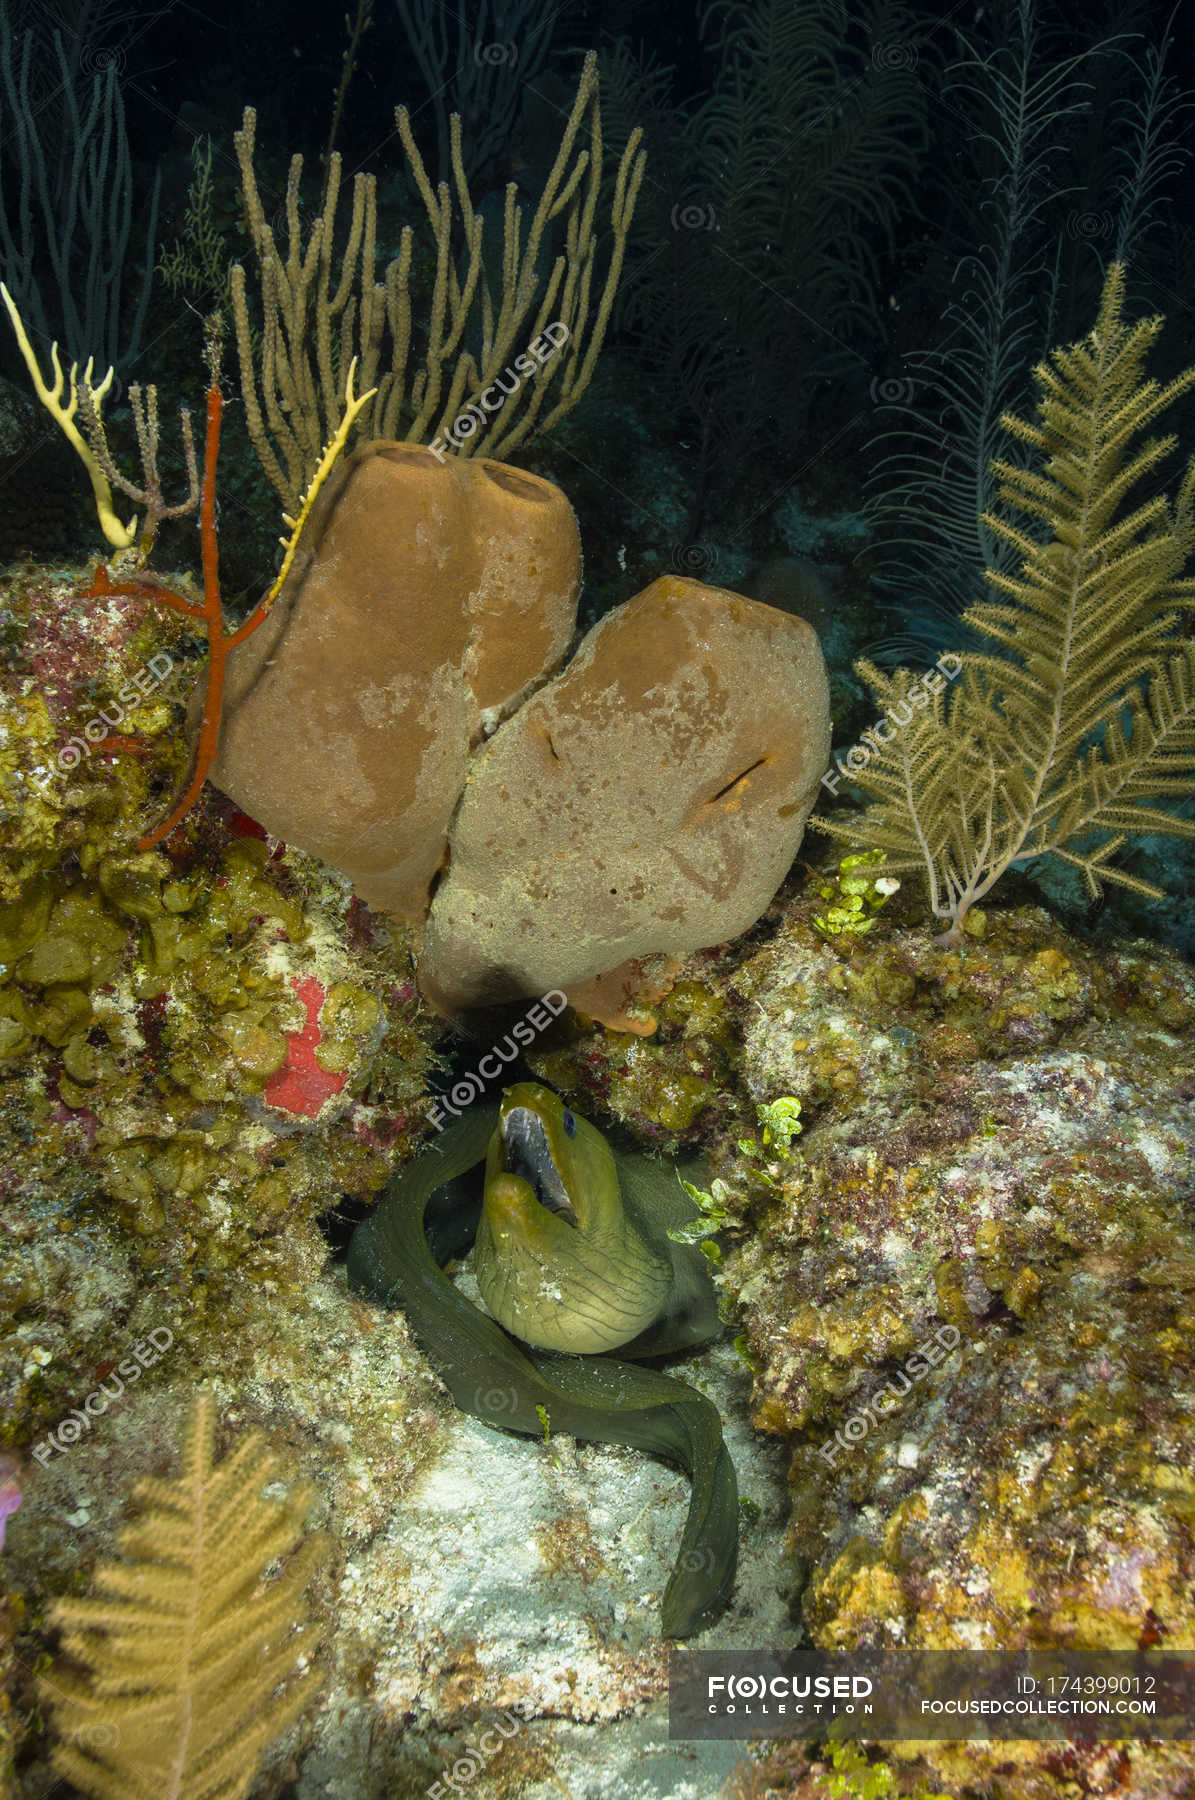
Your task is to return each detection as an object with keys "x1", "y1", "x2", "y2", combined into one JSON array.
[{"x1": 265, "y1": 976, "x2": 351, "y2": 1119}]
